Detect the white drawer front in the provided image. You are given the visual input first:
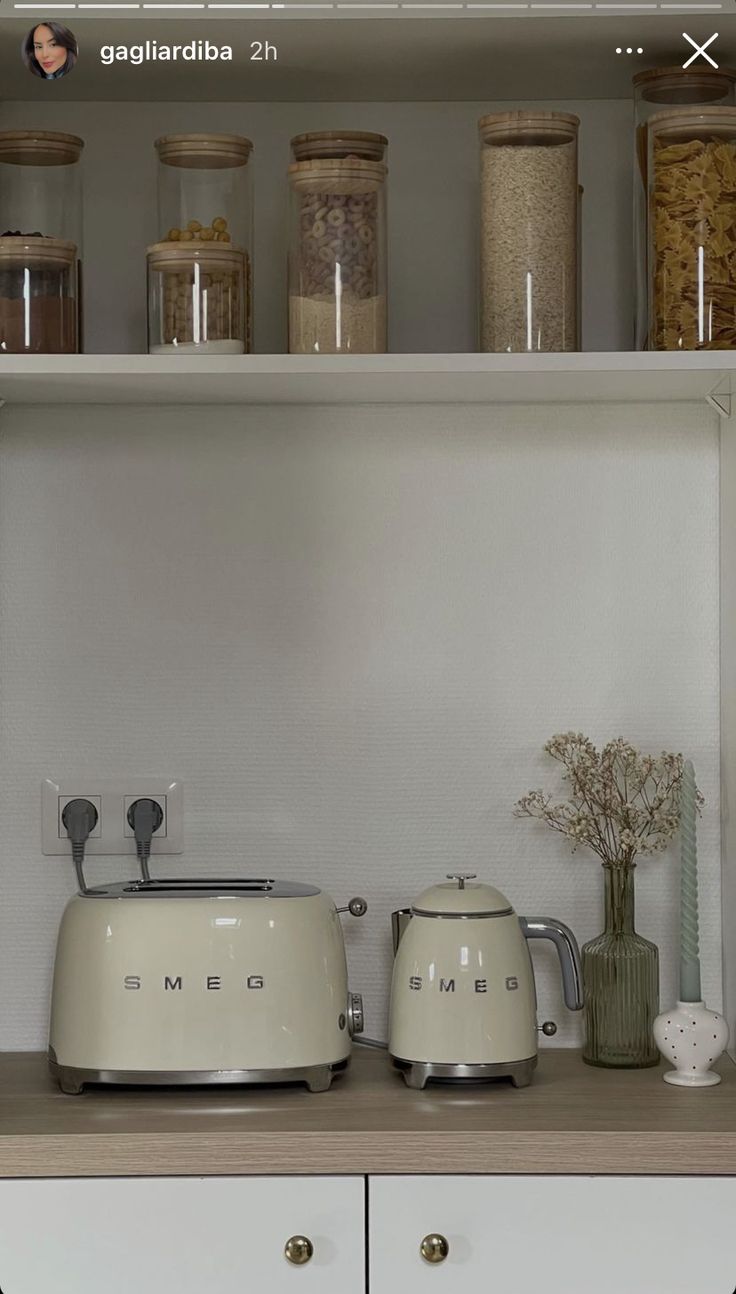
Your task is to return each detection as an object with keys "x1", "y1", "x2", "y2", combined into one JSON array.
[
  {"x1": 370, "y1": 1175, "x2": 736, "y2": 1293},
  {"x1": 0, "y1": 1176, "x2": 365, "y2": 1294}
]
